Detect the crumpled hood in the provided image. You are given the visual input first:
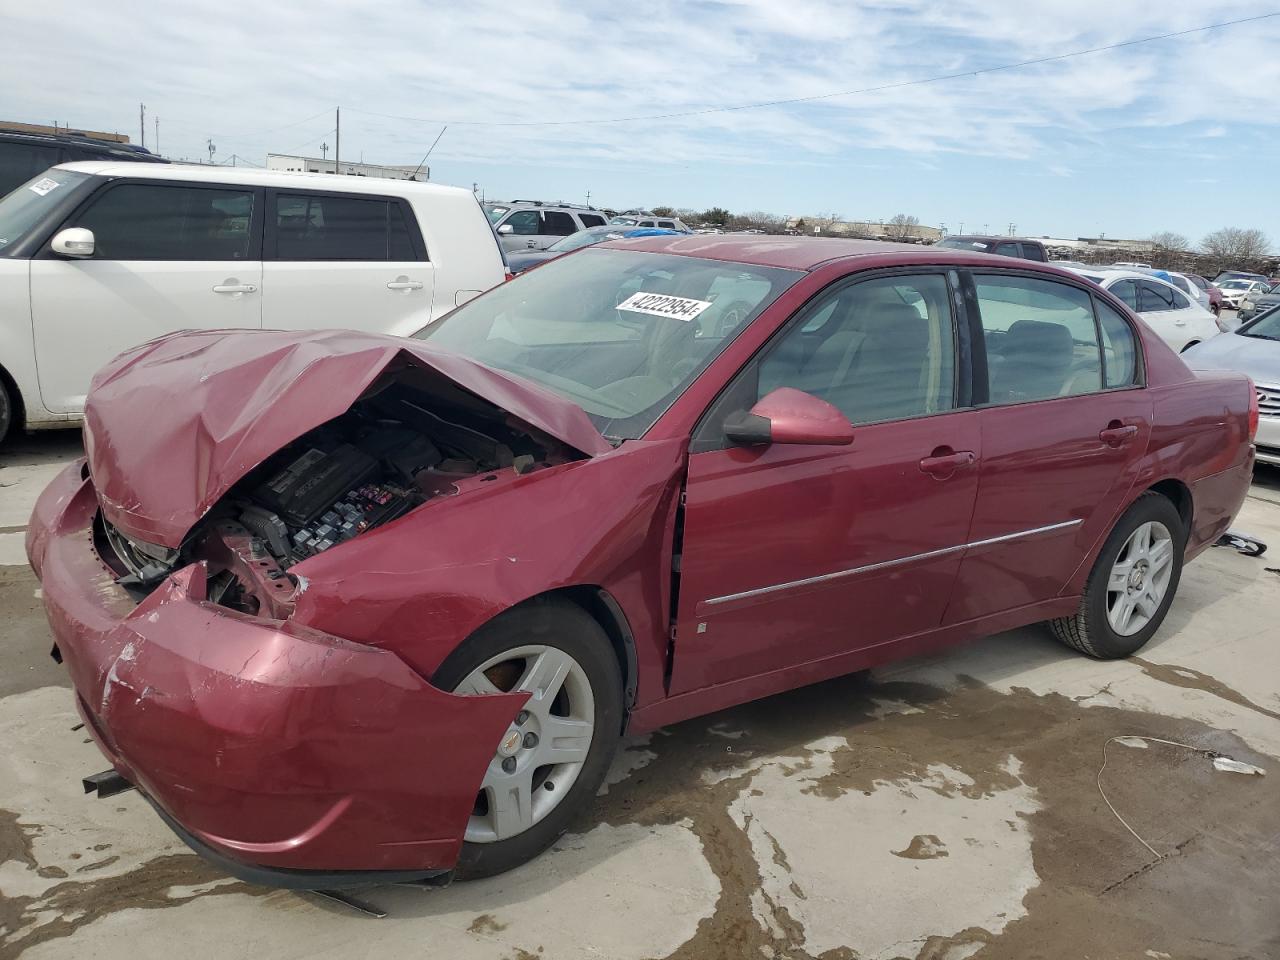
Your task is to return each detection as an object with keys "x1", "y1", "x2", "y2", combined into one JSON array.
[{"x1": 84, "y1": 328, "x2": 611, "y2": 547}]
